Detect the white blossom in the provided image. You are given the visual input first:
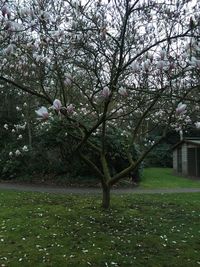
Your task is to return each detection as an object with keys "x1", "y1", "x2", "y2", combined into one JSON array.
[
  {"x1": 15, "y1": 150, "x2": 21, "y2": 156},
  {"x1": 195, "y1": 122, "x2": 200, "y2": 129},
  {"x1": 35, "y1": 106, "x2": 49, "y2": 119},
  {"x1": 64, "y1": 76, "x2": 72, "y2": 86},
  {"x1": 66, "y1": 104, "x2": 75, "y2": 115},
  {"x1": 119, "y1": 88, "x2": 128, "y2": 97},
  {"x1": 17, "y1": 134, "x2": 23, "y2": 140},
  {"x1": 131, "y1": 62, "x2": 140, "y2": 72},
  {"x1": 52, "y1": 99, "x2": 62, "y2": 112},
  {"x1": 102, "y1": 87, "x2": 110, "y2": 99},
  {"x1": 176, "y1": 103, "x2": 187, "y2": 115},
  {"x1": 4, "y1": 124, "x2": 8, "y2": 130},
  {"x1": 4, "y1": 44, "x2": 16, "y2": 55},
  {"x1": 15, "y1": 123, "x2": 26, "y2": 131},
  {"x1": 22, "y1": 145, "x2": 28, "y2": 152},
  {"x1": 1, "y1": 5, "x2": 11, "y2": 19}
]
